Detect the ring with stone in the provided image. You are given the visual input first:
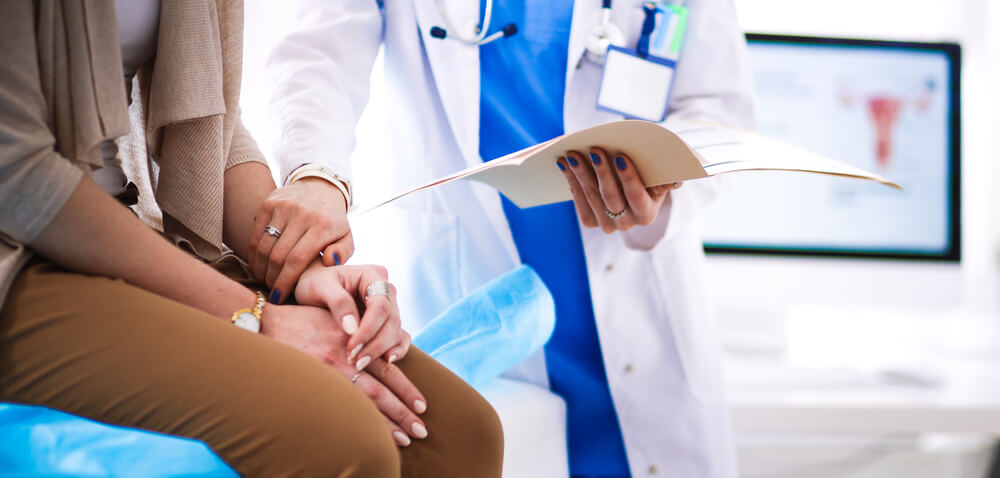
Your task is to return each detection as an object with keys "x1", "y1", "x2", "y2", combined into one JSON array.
[
  {"x1": 365, "y1": 280, "x2": 391, "y2": 302},
  {"x1": 264, "y1": 225, "x2": 282, "y2": 238}
]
